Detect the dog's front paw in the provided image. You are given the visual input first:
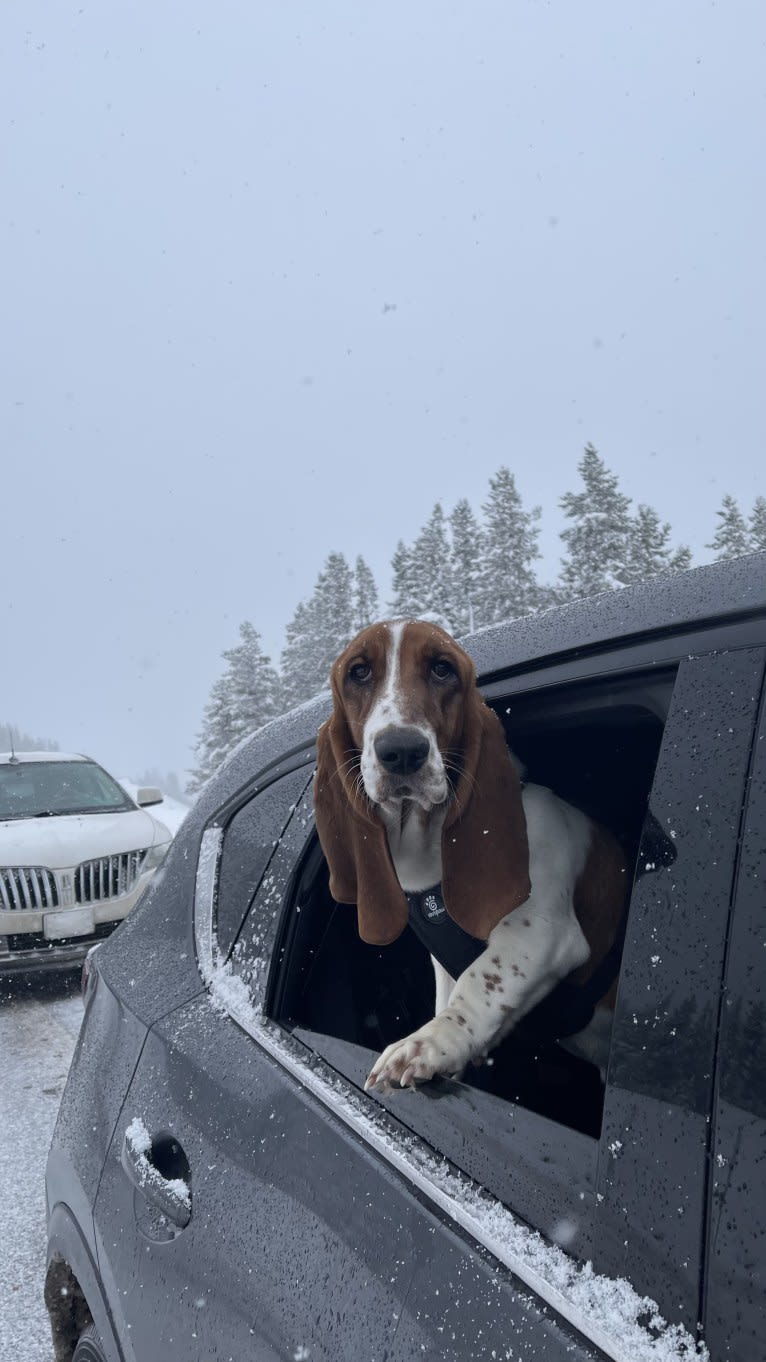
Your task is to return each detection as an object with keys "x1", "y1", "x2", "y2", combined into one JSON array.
[{"x1": 365, "y1": 1015, "x2": 472, "y2": 1091}]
